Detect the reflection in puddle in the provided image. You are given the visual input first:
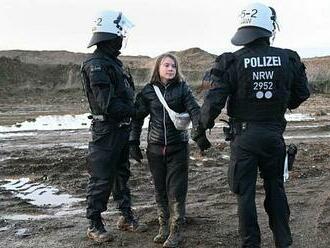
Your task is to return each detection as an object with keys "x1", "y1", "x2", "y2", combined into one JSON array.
[{"x1": 1, "y1": 178, "x2": 83, "y2": 207}]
